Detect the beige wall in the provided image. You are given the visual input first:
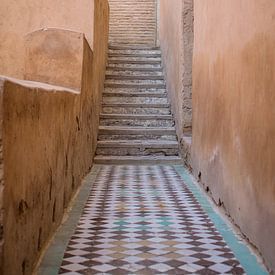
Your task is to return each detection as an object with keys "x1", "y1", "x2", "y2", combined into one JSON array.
[
  {"x1": 108, "y1": 0, "x2": 157, "y2": 46},
  {"x1": 159, "y1": 0, "x2": 193, "y2": 166},
  {"x1": 0, "y1": 0, "x2": 94, "y2": 79},
  {"x1": 25, "y1": 29, "x2": 84, "y2": 90},
  {"x1": 192, "y1": 0, "x2": 275, "y2": 272},
  {"x1": 0, "y1": 1, "x2": 109, "y2": 274}
]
